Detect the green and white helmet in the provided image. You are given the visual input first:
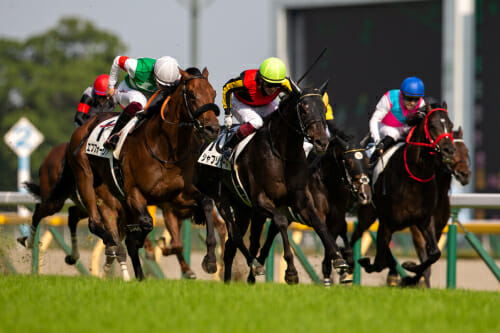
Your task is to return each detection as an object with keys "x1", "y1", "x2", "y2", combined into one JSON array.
[{"x1": 259, "y1": 57, "x2": 287, "y2": 84}]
